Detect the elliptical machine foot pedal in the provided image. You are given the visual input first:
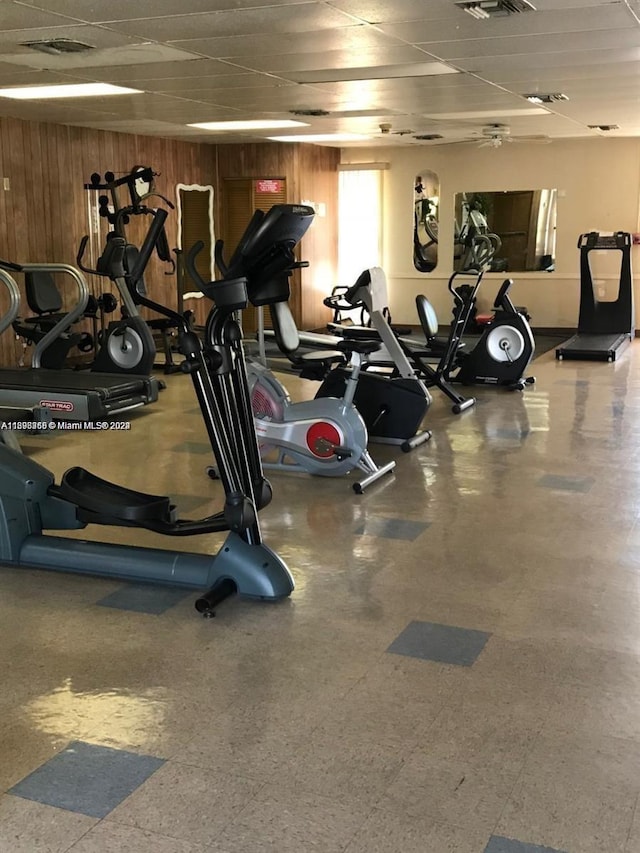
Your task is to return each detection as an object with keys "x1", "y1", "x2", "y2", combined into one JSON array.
[{"x1": 56, "y1": 467, "x2": 175, "y2": 524}]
